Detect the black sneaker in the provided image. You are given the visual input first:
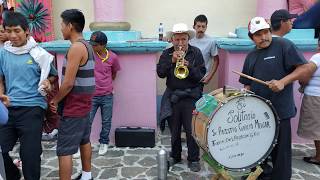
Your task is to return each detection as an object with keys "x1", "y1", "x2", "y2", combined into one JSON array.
[
  {"x1": 73, "y1": 173, "x2": 94, "y2": 180},
  {"x1": 188, "y1": 161, "x2": 201, "y2": 172}
]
